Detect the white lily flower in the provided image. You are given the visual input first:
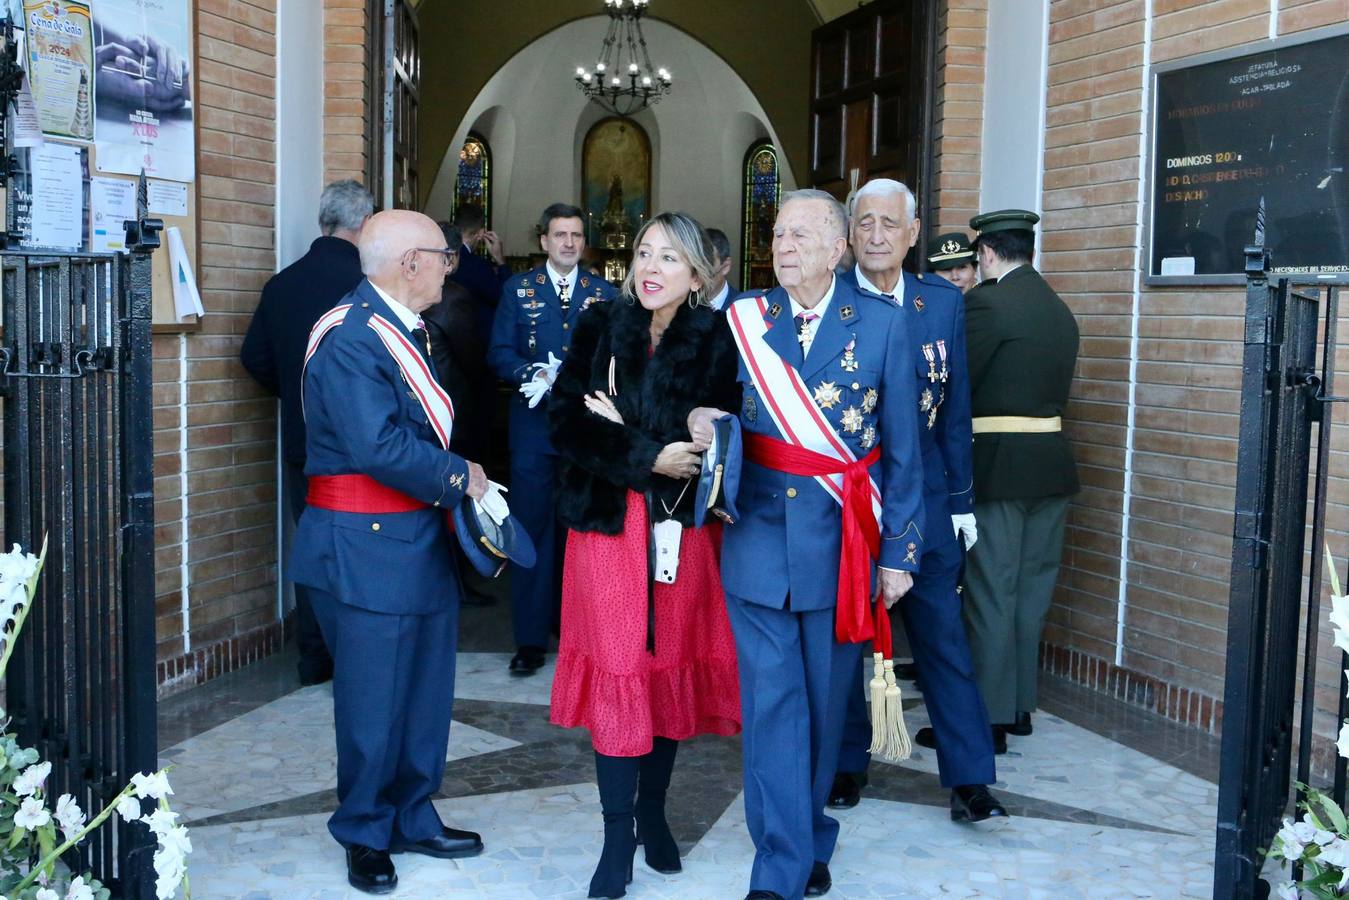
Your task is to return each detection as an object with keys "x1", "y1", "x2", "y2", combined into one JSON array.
[
  {"x1": 65, "y1": 876, "x2": 94, "y2": 900},
  {"x1": 1274, "y1": 881, "x2": 1300, "y2": 900},
  {"x1": 0, "y1": 544, "x2": 39, "y2": 584},
  {"x1": 141, "y1": 807, "x2": 179, "y2": 838},
  {"x1": 153, "y1": 845, "x2": 187, "y2": 900},
  {"x1": 1338, "y1": 722, "x2": 1349, "y2": 761},
  {"x1": 130, "y1": 771, "x2": 173, "y2": 800},
  {"x1": 115, "y1": 795, "x2": 144, "y2": 824},
  {"x1": 14, "y1": 795, "x2": 51, "y2": 830},
  {"x1": 36, "y1": 889, "x2": 58, "y2": 900},
  {"x1": 160, "y1": 824, "x2": 192, "y2": 857},
  {"x1": 12, "y1": 760, "x2": 52, "y2": 797},
  {"x1": 54, "y1": 794, "x2": 85, "y2": 840},
  {"x1": 1277, "y1": 818, "x2": 1308, "y2": 860},
  {"x1": 1319, "y1": 837, "x2": 1349, "y2": 868}
]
